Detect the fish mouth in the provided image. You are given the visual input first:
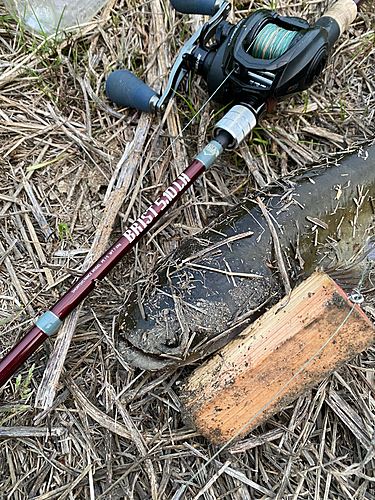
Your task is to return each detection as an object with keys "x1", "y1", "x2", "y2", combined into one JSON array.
[{"x1": 118, "y1": 274, "x2": 281, "y2": 370}]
